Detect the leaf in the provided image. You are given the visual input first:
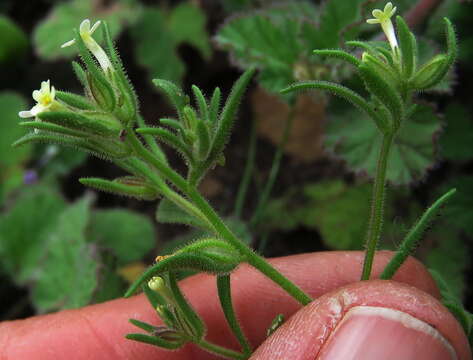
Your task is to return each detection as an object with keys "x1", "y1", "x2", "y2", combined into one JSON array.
[
  {"x1": 310, "y1": 0, "x2": 364, "y2": 50},
  {"x1": 0, "y1": 93, "x2": 30, "y2": 168},
  {"x1": 214, "y1": 3, "x2": 308, "y2": 93},
  {"x1": 425, "y1": 228, "x2": 469, "y2": 300},
  {"x1": 132, "y1": 8, "x2": 183, "y2": 84},
  {"x1": 0, "y1": 92, "x2": 31, "y2": 198},
  {"x1": 31, "y1": 195, "x2": 98, "y2": 312},
  {"x1": 0, "y1": 15, "x2": 28, "y2": 62},
  {"x1": 300, "y1": 181, "x2": 371, "y2": 250},
  {"x1": 441, "y1": 176, "x2": 473, "y2": 238},
  {"x1": 88, "y1": 209, "x2": 156, "y2": 265},
  {"x1": 439, "y1": 103, "x2": 473, "y2": 162},
  {"x1": 0, "y1": 185, "x2": 66, "y2": 283},
  {"x1": 325, "y1": 103, "x2": 441, "y2": 184},
  {"x1": 132, "y1": 2, "x2": 210, "y2": 84},
  {"x1": 168, "y1": 2, "x2": 211, "y2": 59},
  {"x1": 33, "y1": 0, "x2": 140, "y2": 60}
]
